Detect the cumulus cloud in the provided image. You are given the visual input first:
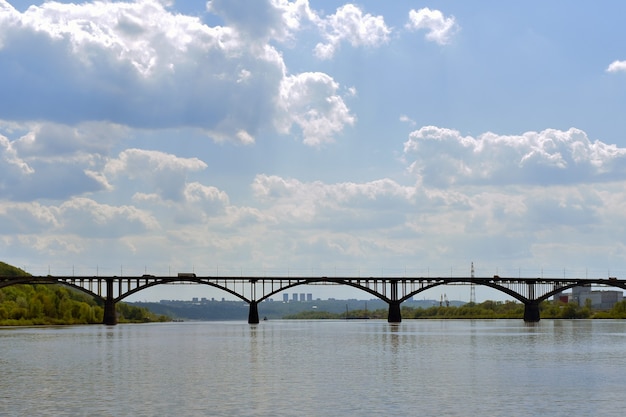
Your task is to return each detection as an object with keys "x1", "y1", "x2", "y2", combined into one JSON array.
[
  {"x1": 399, "y1": 115, "x2": 416, "y2": 126},
  {"x1": 10, "y1": 0, "x2": 282, "y2": 138},
  {"x1": 252, "y1": 174, "x2": 414, "y2": 202},
  {"x1": 184, "y1": 182, "x2": 229, "y2": 205},
  {"x1": 0, "y1": 0, "x2": 353, "y2": 145},
  {"x1": 0, "y1": 197, "x2": 157, "y2": 238},
  {"x1": 607, "y1": 60, "x2": 626, "y2": 73},
  {"x1": 105, "y1": 148, "x2": 207, "y2": 176},
  {"x1": 58, "y1": 197, "x2": 159, "y2": 238},
  {"x1": 277, "y1": 72, "x2": 355, "y2": 146},
  {"x1": 207, "y1": 0, "x2": 317, "y2": 43},
  {"x1": 208, "y1": 1, "x2": 391, "y2": 60},
  {"x1": 403, "y1": 126, "x2": 626, "y2": 187},
  {"x1": 7, "y1": 121, "x2": 127, "y2": 159},
  {"x1": 251, "y1": 174, "x2": 415, "y2": 225},
  {"x1": 313, "y1": 4, "x2": 390, "y2": 59},
  {"x1": 105, "y1": 148, "x2": 208, "y2": 201},
  {"x1": 0, "y1": 201, "x2": 58, "y2": 234},
  {"x1": 0, "y1": 132, "x2": 34, "y2": 177},
  {"x1": 177, "y1": 182, "x2": 230, "y2": 220},
  {"x1": 1, "y1": 123, "x2": 118, "y2": 201},
  {"x1": 406, "y1": 8, "x2": 459, "y2": 45},
  {"x1": 0, "y1": 120, "x2": 130, "y2": 201},
  {"x1": 244, "y1": 172, "x2": 626, "y2": 271}
]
